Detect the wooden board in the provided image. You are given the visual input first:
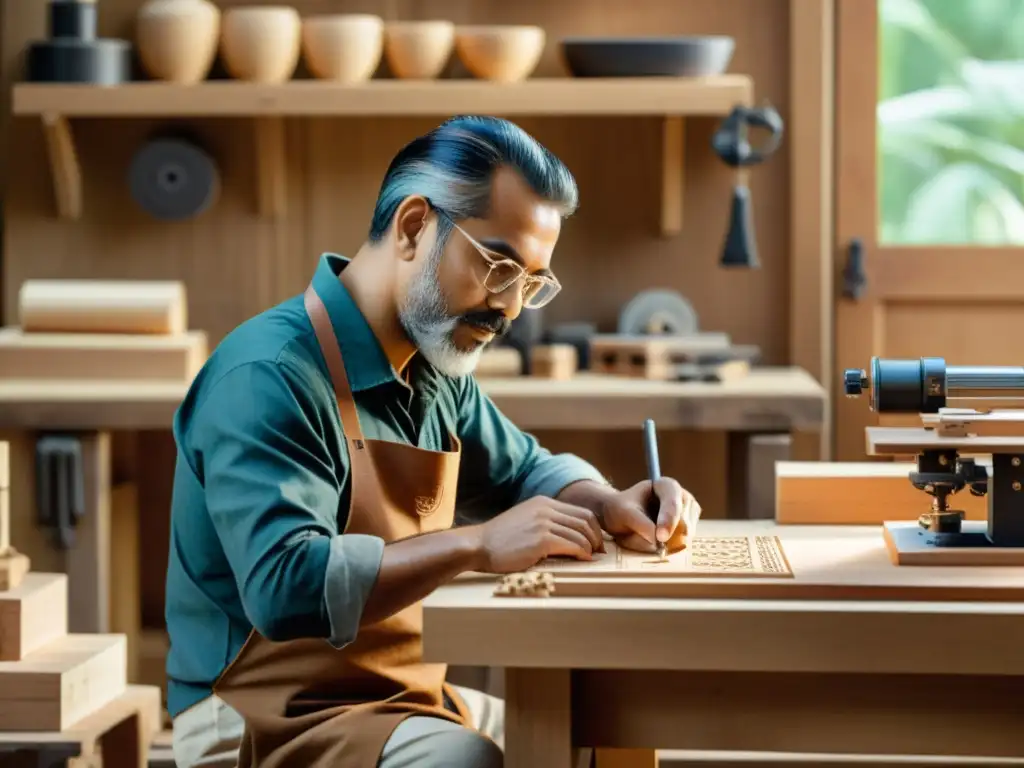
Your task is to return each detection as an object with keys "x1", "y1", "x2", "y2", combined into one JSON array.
[
  {"x1": 0, "y1": 328, "x2": 208, "y2": 382},
  {"x1": 11, "y1": 78, "x2": 753, "y2": 117},
  {"x1": 866, "y1": 427, "x2": 1024, "y2": 456},
  {"x1": 508, "y1": 522, "x2": 1024, "y2": 602},
  {"x1": 775, "y1": 461, "x2": 988, "y2": 524},
  {"x1": 882, "y1": 521, "x2": 1024, "y2": 567},
  {"x1": 0, "y1": 487, "x2": 8, "y2": 554},
  {"x1": 532, "y1": 536, "x2": 793, "y2": 579},
  {"x1": 0, "y1": 633, "x2": 127, "y2": 731},
  {"x1": 18, "y1": 279, "x2": 188, "y2": 335},
  {"x1": 478, "y1": 368, "x2": 826, "y2": 430},
  {"x1": 0, "y1": 572, "x2": 68, "y2": 661}
]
